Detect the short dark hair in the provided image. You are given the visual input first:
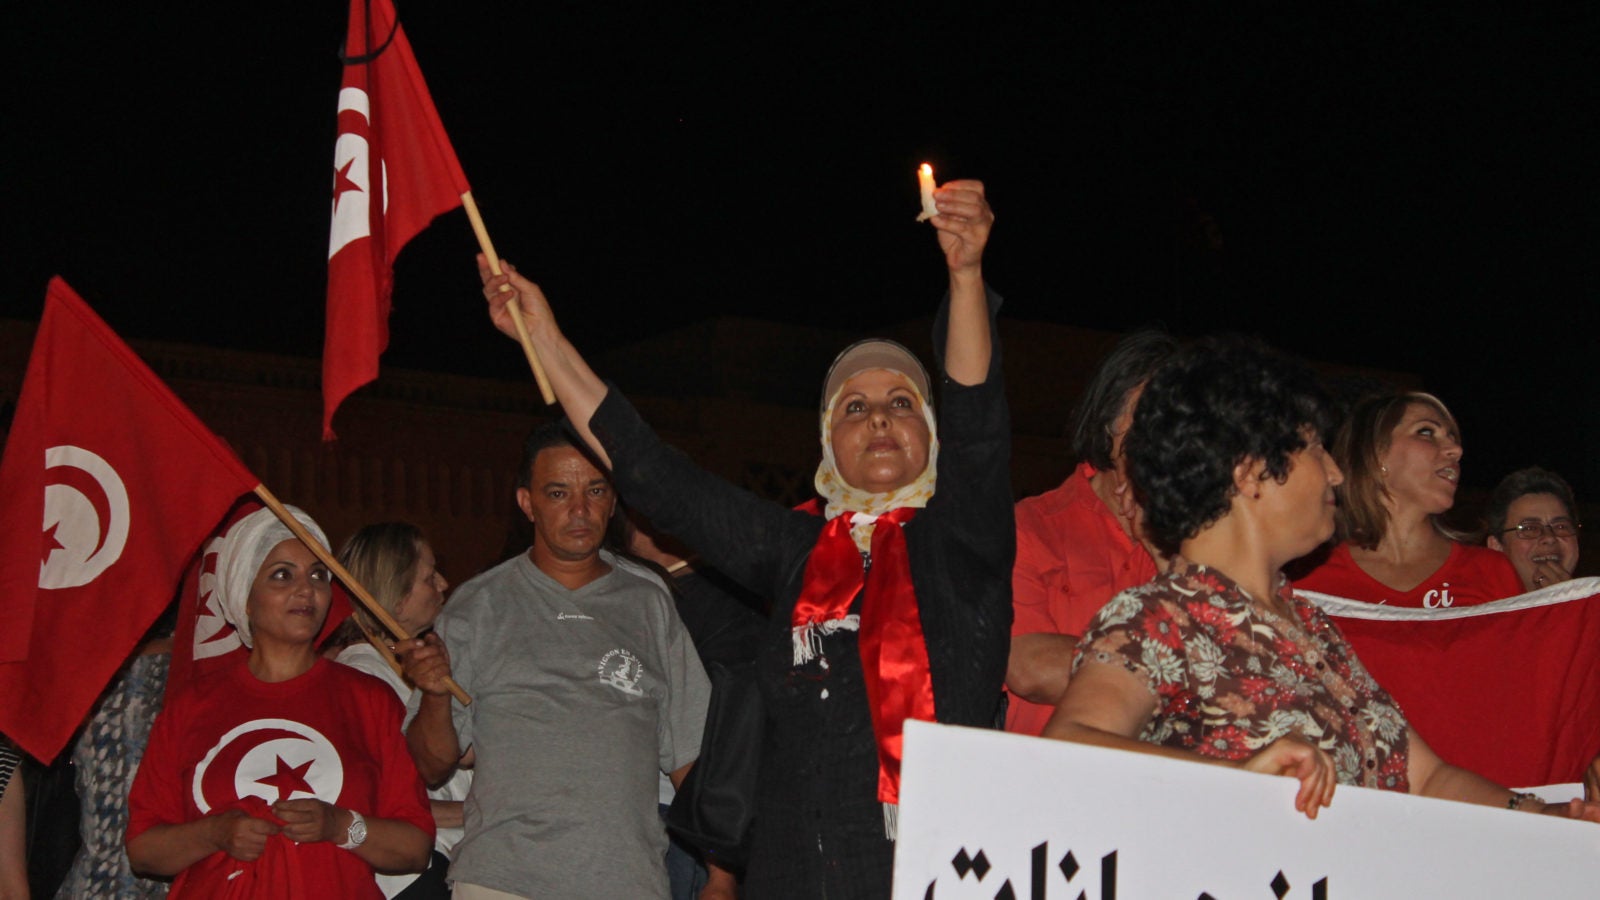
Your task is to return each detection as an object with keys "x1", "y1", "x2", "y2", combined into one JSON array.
[
  {"x1": 1484, "y1": 466, "x2": 1579, "y2": 536},
  {"x1": 1126, "y1": 336, "x2": 1334, "y2": 557},
  {"x1": 517, "y1": 420, "x2": 578, "y2": 490},
  {"x1": 1071, "y1": 330, "x2": 1179, "y2": 469}
]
